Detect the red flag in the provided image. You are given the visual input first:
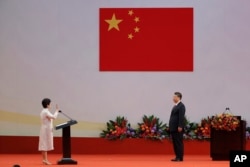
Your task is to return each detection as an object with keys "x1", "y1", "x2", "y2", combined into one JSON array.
[{"x1": 99, "y1": 8, "x2": 193, "y2": 71}]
